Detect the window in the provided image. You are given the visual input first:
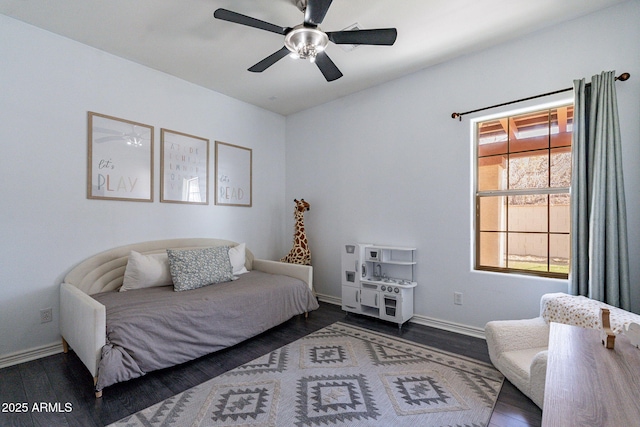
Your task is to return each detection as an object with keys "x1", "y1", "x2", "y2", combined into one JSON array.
[{"x1": 475, "y1": 105, "x2": 572, "y2": 278}]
